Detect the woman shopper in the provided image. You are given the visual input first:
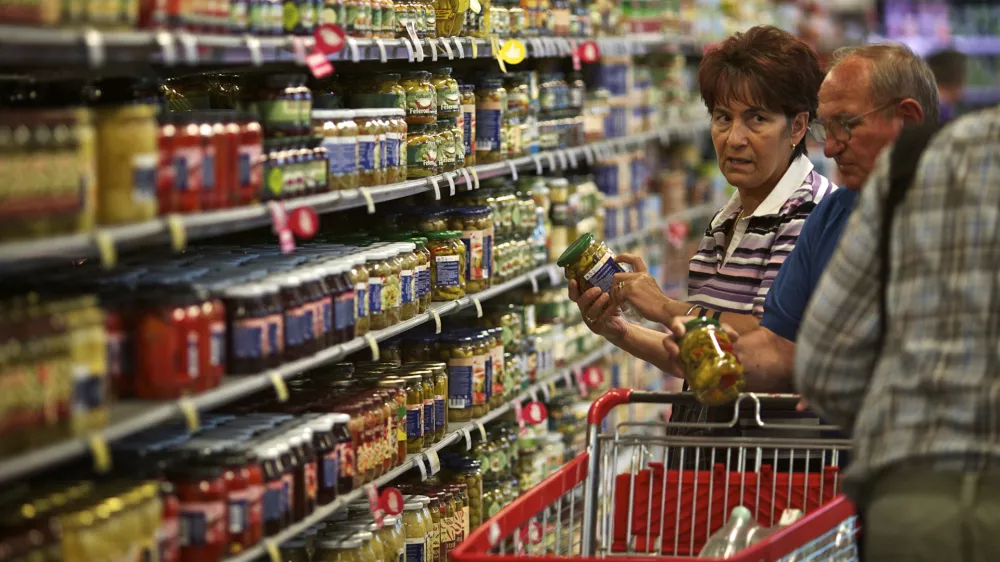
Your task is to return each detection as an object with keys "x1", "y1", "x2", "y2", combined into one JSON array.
[{"x1": 569, "y1": 25, "x2": 834, "y2": 430}]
